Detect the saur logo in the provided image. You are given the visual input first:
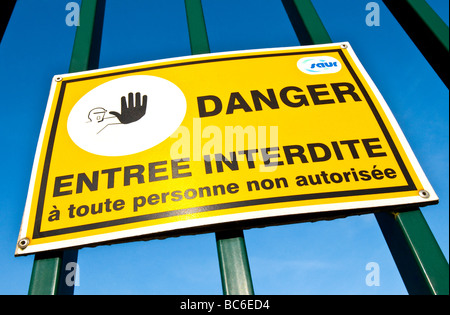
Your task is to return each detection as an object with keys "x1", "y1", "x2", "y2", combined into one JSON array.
[
  {"x1": 67, "y1": 75, "x2": 187, "y2": 157},
  {"x1": 297, "y1": 56, "x2": 342, "y2": 75}
]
